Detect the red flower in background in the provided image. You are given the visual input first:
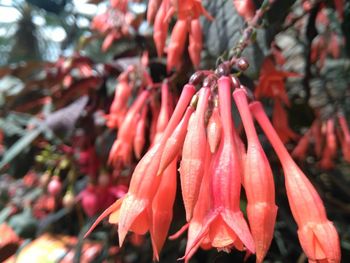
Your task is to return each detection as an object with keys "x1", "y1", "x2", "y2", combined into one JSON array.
[
  {"x1": 255, "y1": 57, "x2": 300, "y2": 143},
  {"x1": 255, "y1": 57, "x2": 300, "y2": 106},
  {"x1": 292, "y1": 114, "x2": 350, "y2": 170},
  {"x1": 232, "y1": 0, "x2": 256, "y2": 21},
  {"x1": 150, "y1": 0, "x2": 212, "y2": 70},
  {"x1": 338, "y1": 114, "x2": 350, "y2": 162}
]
